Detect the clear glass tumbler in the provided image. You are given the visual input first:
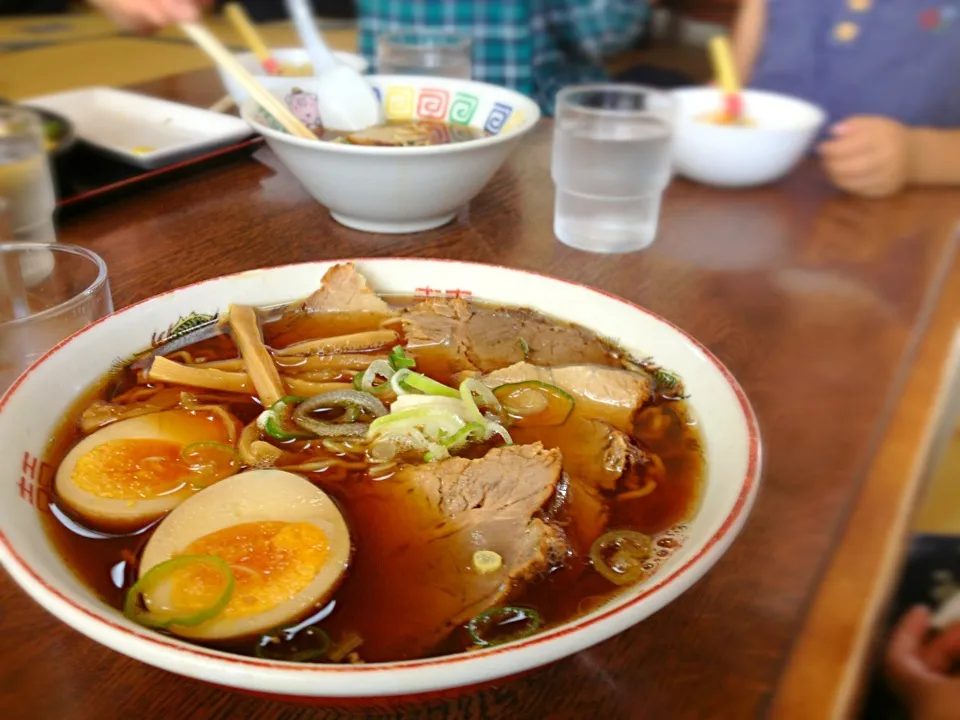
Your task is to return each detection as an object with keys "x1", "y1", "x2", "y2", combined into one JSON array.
[
  {"x1": 0, "y1": 242, "x2": 112, "y2": 393},
  {"x1": 377, "y1": 29, "x2": 472, "y2": 79},
  {"x1": 0, "y1": 107, "x2": 58, "y2": 243},
  {"x1": 552, "y1": 85, "x2": 676, "y2": 254}
]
